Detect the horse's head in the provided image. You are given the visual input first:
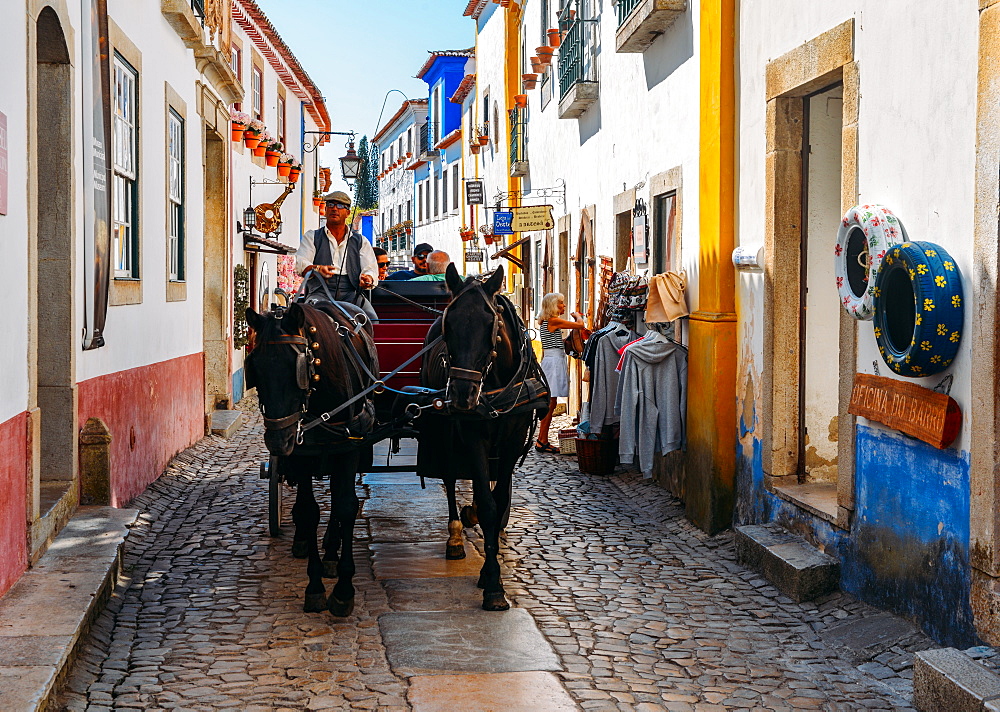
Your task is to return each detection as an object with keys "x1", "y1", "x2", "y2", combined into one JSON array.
[
  {"x1": 245, "y1": 303, "x2": 314, "y2": 456},
  {"x1": 442, "y1": 264, "x2": 506, "y2": 412}
]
